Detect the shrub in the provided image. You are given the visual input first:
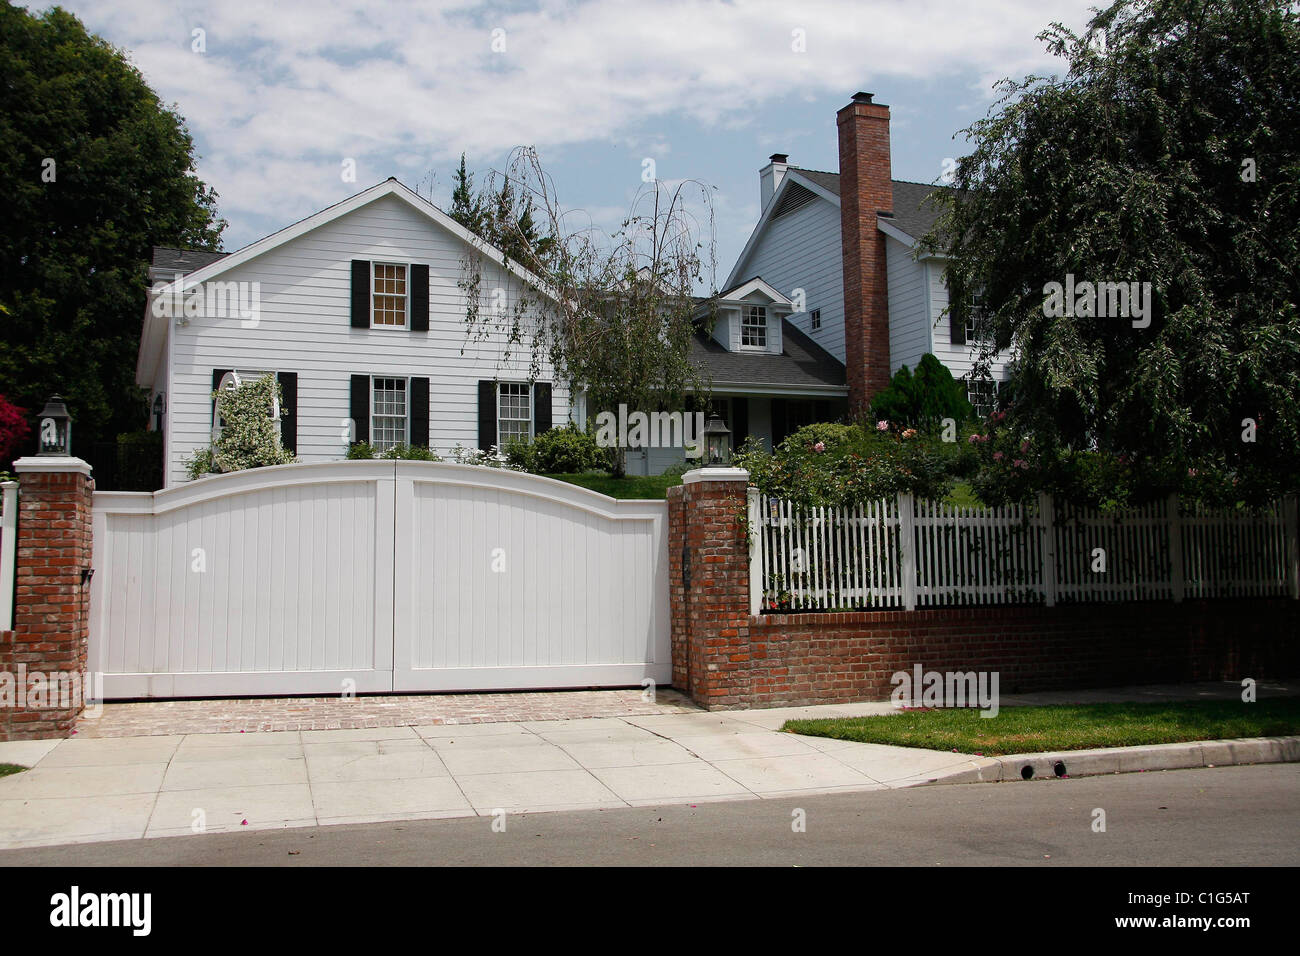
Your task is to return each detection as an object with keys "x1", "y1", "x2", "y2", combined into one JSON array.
[
  {"x1": 0, "y1": 395, "x2": 31, "y2": 468},
  {"x1": 182, "y1": 375, "x2": 295, "y2": 479},
  {"x1": 530, "y1": 424, "x2": 600, "y2": 473},
  {"x1": 870, "y1": 354, "x2": 973, "y2": 430},
  {"x1": 115, "y1": 429, "x2": 163, "y2": 490},
  {"x1": 346, "y1": 441, "x2": 377, "y2": 460},
  {"x1": 735, "y1": 419, "x2": 978, "y2": 507}
]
